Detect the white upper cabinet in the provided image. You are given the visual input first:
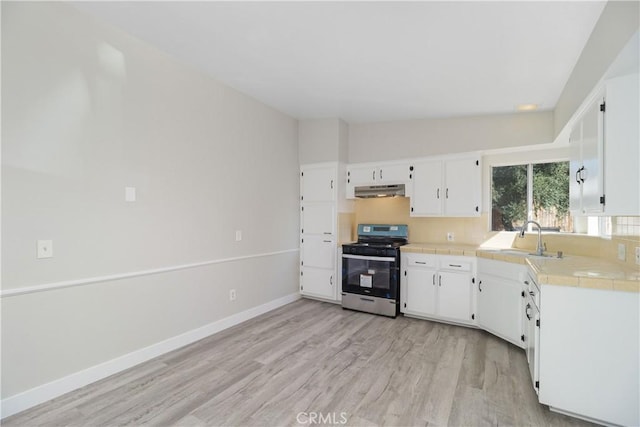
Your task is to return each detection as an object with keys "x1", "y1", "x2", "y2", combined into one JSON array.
[
  {"x1": 409, "y1": 159, "x2": 442, "y2": 216},
  {"x1": 346, "y1": 161, "x2": 410, "y2": 198},
  {"x1": 410, "y1": 155, "x2": 481, "y2": 217},
  {"x1": 569, "y1": 92, "x2": 605, "y2": 215},
  {"x1": 301, "y1": 165, "x2": 336, "y2": 203},
  {"x1": 603, "y1": 73, "x2": 639, "y2": 216},
  {"x1": 570, "y1": 73, "x2": 639, "y2": 216}
]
